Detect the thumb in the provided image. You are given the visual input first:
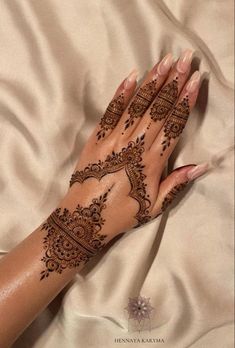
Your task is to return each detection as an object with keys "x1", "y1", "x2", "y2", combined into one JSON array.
[{"x1": 153, "y1": 162, "x2": 209, "y2": 216}]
